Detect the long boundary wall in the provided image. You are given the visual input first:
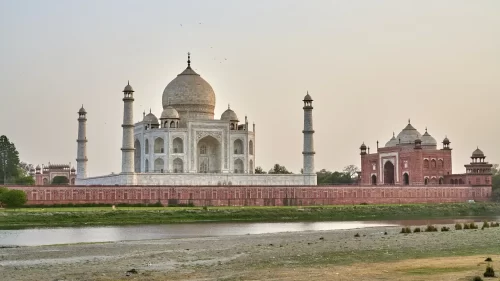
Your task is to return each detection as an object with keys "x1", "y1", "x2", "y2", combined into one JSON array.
[{"x1": 8, "y1": 185, "x2": 492, "y2": 206}]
